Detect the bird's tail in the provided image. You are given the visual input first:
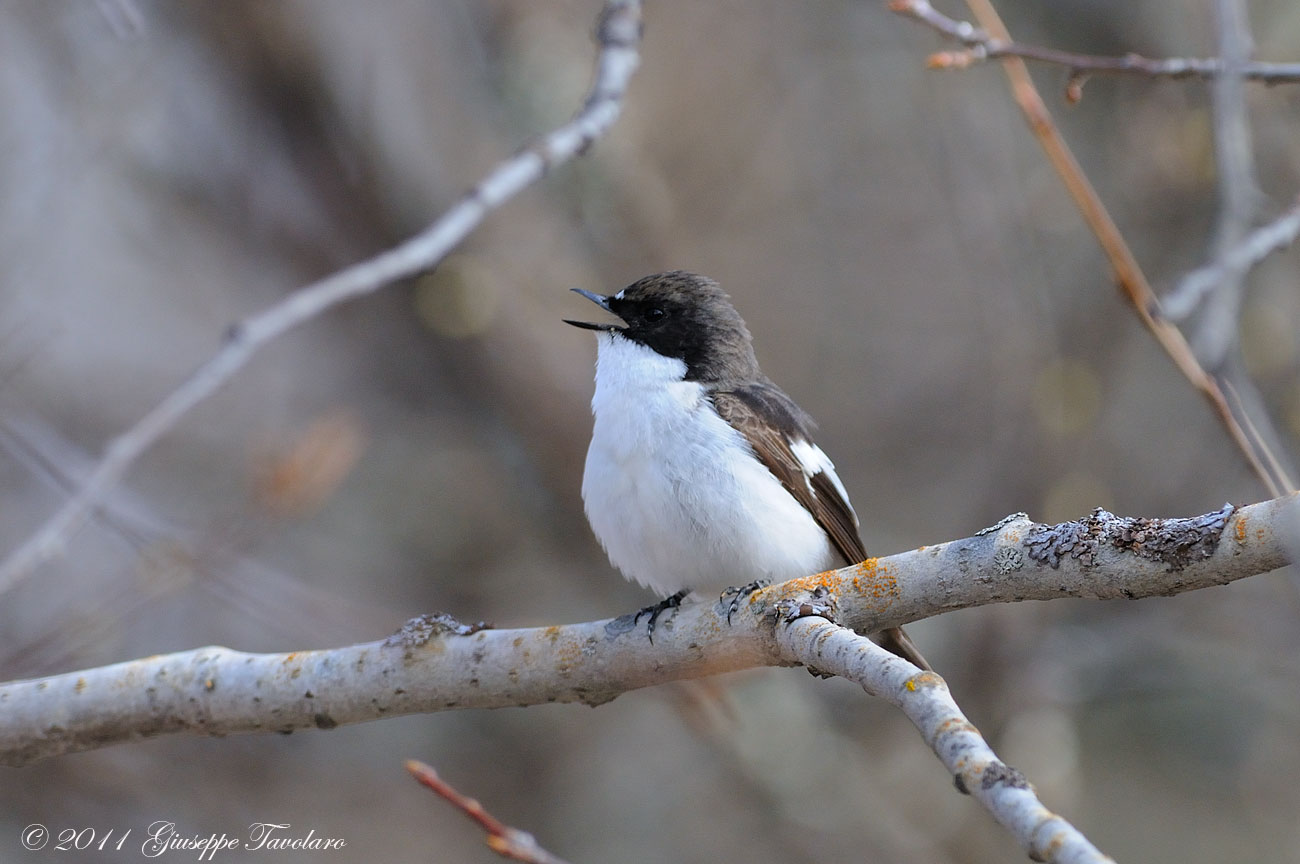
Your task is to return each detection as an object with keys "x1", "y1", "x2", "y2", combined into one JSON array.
[{"x1": 877, "y1": 625, "x2": 932, "y2": 672}]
